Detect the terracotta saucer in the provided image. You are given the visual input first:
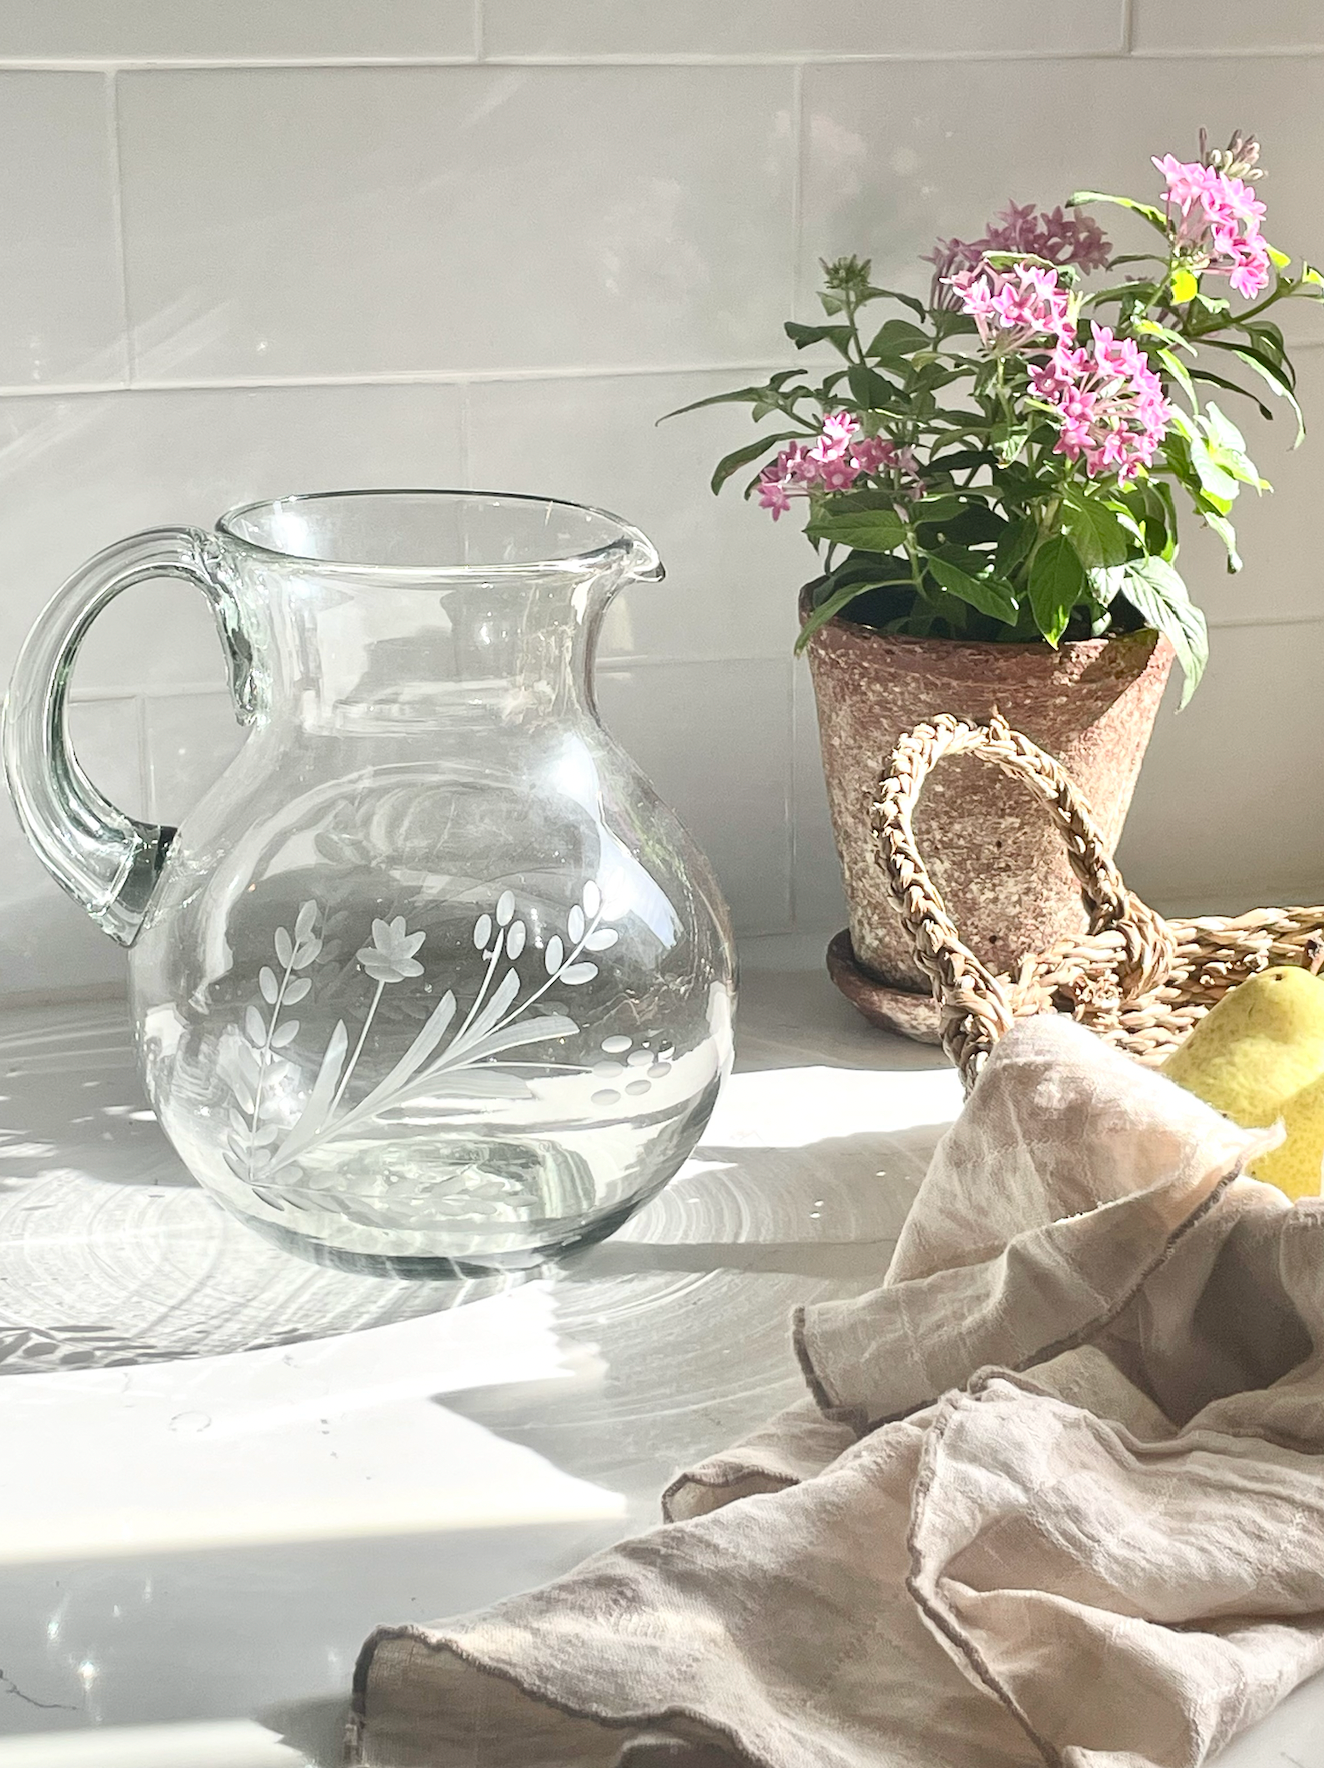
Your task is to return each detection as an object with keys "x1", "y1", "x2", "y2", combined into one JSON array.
[{"x1": 825, "y1": 929, "x2": 943, "y2": 1045}]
